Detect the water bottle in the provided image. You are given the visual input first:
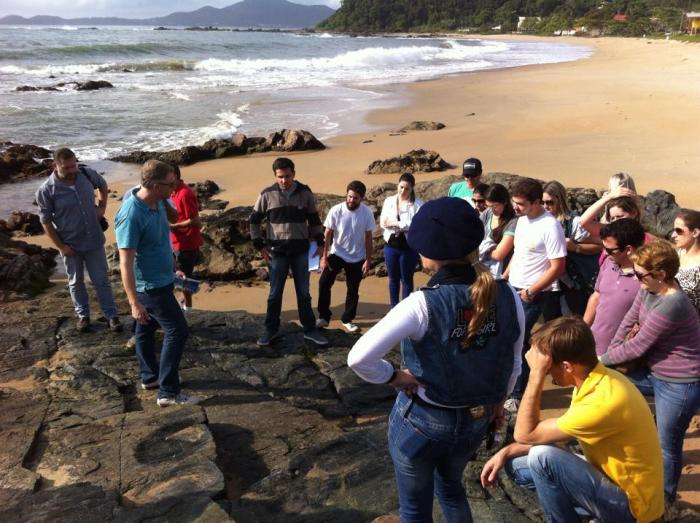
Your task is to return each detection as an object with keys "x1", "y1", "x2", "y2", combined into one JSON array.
[{"x1": 173, "y1": 275, "x2": 200, "y2": 294}]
